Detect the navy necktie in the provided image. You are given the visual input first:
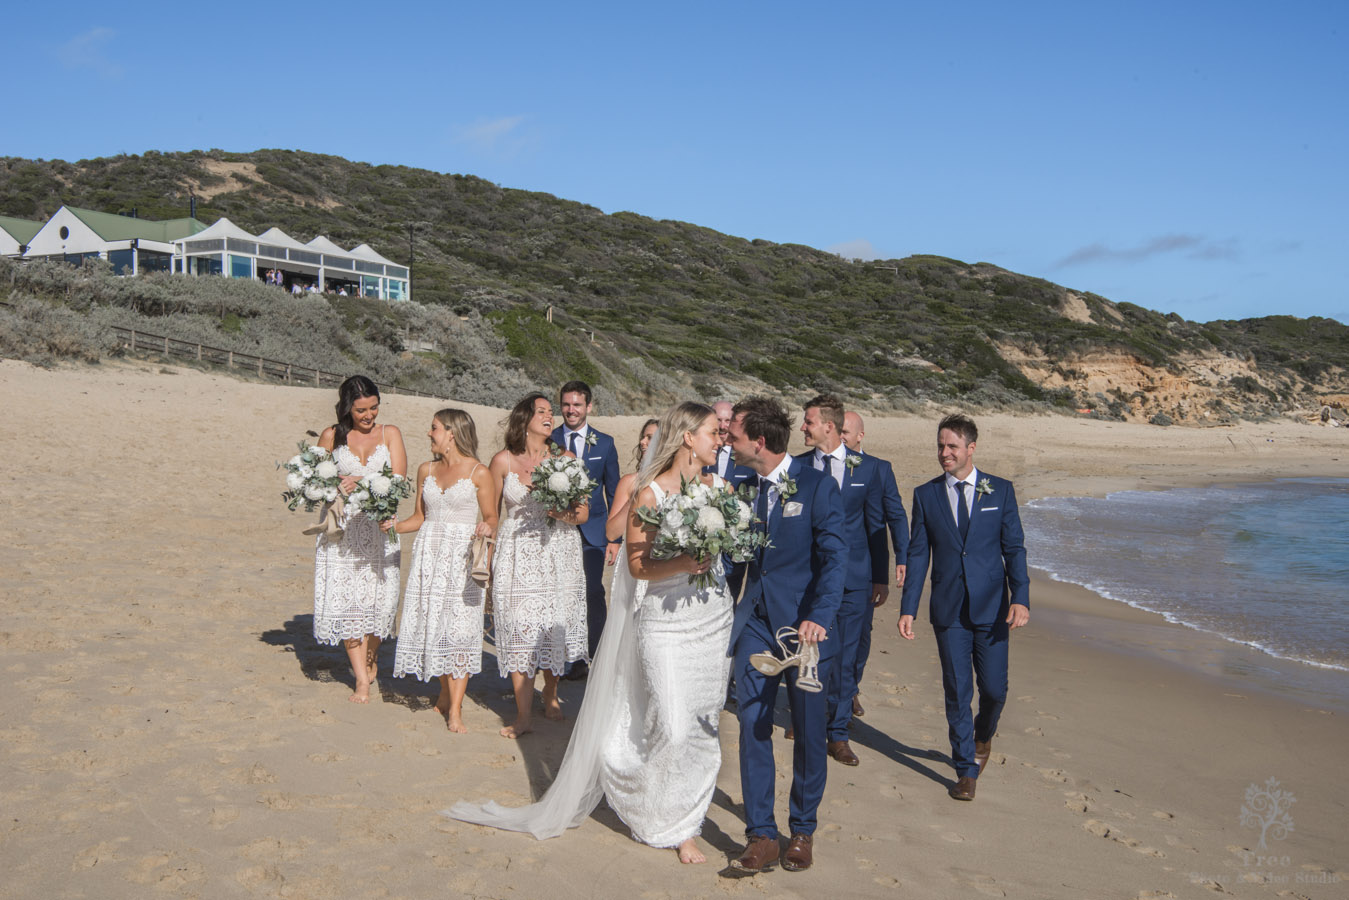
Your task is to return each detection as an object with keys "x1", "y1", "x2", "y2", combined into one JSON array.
[
  {"x1": 569, "y1": 432, "x2": 579, "y2": 457},
  {"x1": 956, "y1": 481, "x2": 970, "y2": 540},
  {"x1": 822, "y1": 454, "x2": 833, "y2": 480}
]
